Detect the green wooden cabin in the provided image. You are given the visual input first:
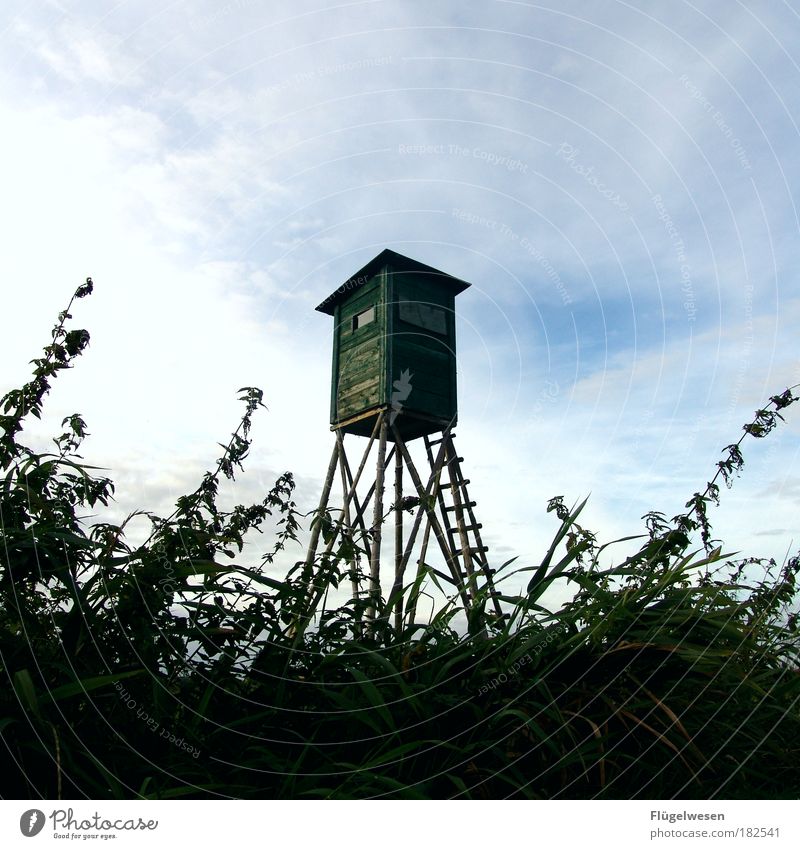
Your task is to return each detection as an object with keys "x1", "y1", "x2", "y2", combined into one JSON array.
[{"x1": 316, "y1": 249, "x2": 470, "y2": 441}]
